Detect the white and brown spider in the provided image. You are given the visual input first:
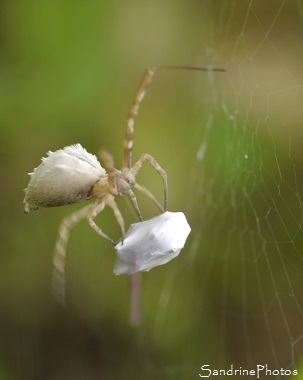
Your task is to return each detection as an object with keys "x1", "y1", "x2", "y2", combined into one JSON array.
[{"x1": 24, "y1": 65, "x2": 224, "y2": 301}]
